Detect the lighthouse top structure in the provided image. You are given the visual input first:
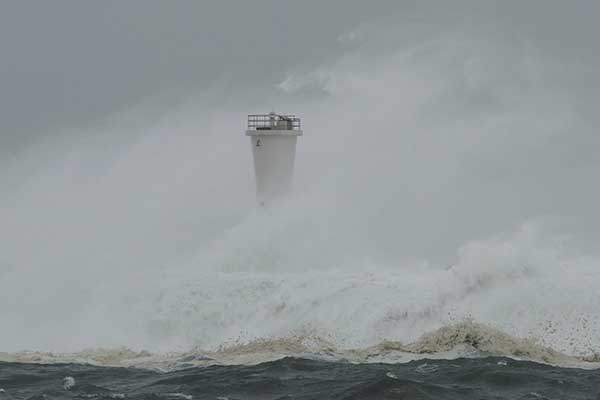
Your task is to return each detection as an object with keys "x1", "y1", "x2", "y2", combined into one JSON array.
[
  {"x1": 246, "y1": 113, "x2": 302, "y2": 136},
  {"x1": 245, "y1": 112, "x2": 302, "y2": 205}
]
